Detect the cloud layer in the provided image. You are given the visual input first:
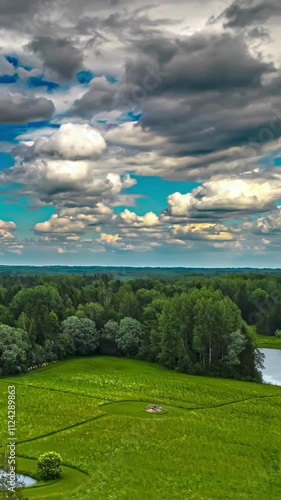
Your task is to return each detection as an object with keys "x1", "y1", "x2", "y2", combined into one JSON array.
[{"x1": 1, "y1": 0, "x2": 281, "y2": 263}]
